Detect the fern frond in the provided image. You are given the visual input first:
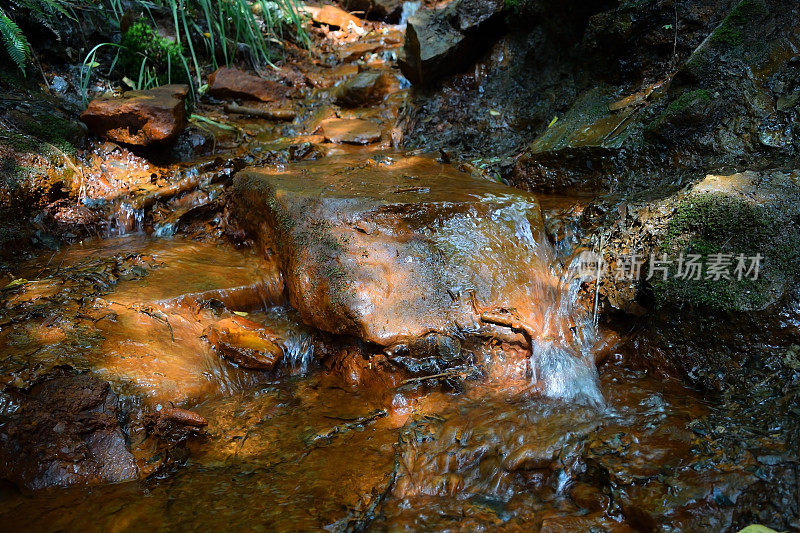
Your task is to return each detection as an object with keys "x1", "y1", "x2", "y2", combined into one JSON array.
[{"x1": 0, "y1": 9, "x2": 30, "y2": 73}]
